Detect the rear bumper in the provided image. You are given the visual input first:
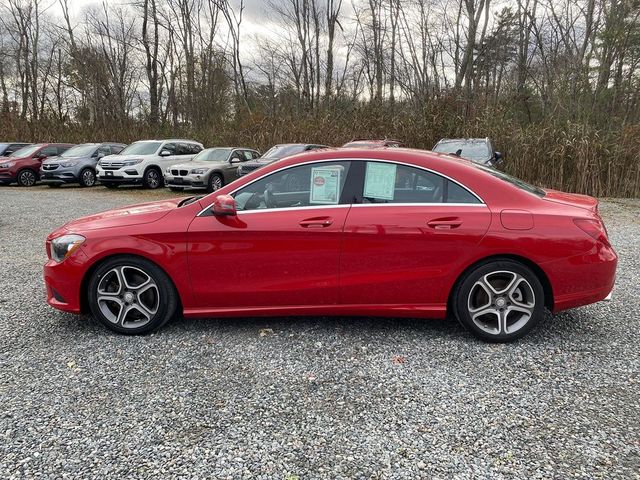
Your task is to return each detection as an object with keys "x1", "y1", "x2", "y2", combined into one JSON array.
[{"x1": 547, "y1": 244, "x2": 617, "y2": 312}]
